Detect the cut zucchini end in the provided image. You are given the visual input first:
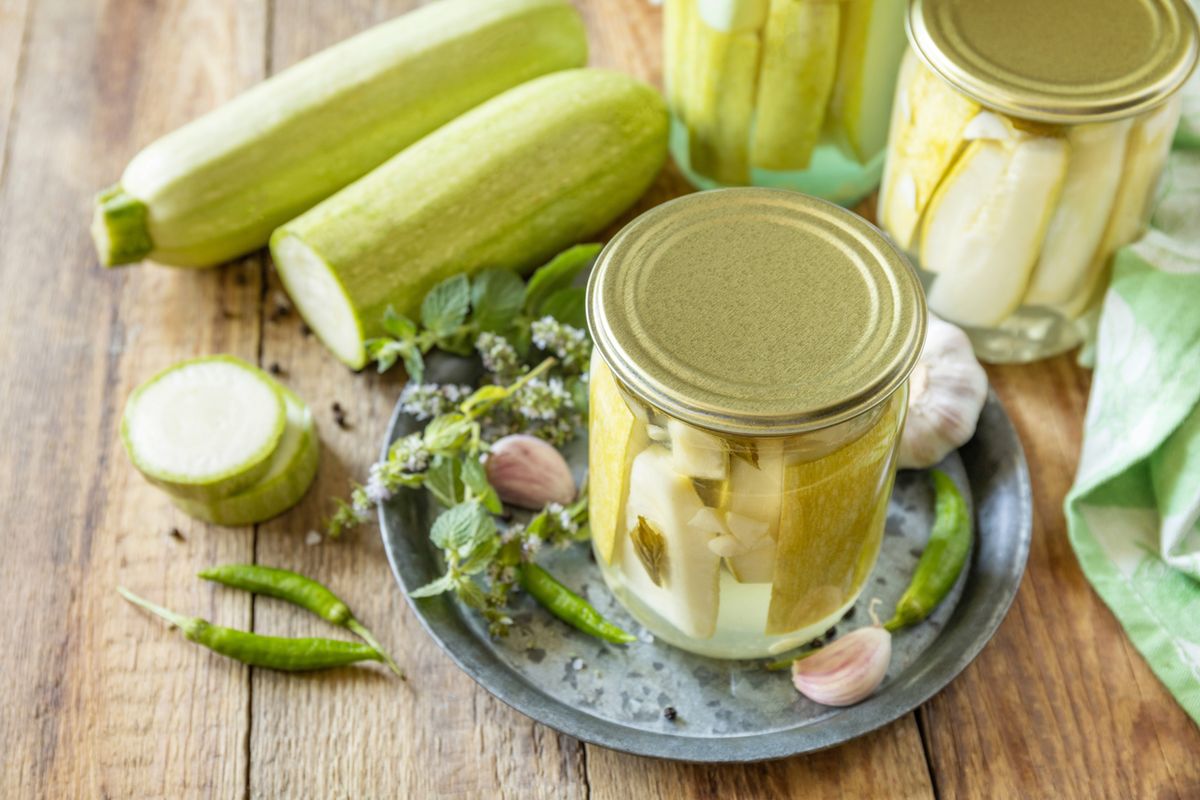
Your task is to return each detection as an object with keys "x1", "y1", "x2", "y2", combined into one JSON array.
[
  {"x1": 270, "y1": 231, "x2": 366, "y2": 370},
  {"x1": 121, "y1": 355, "x2": 287, "y2": 500},
  {"x1": 92, "y1": 183, "x2": 153, "y2": 267}
]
